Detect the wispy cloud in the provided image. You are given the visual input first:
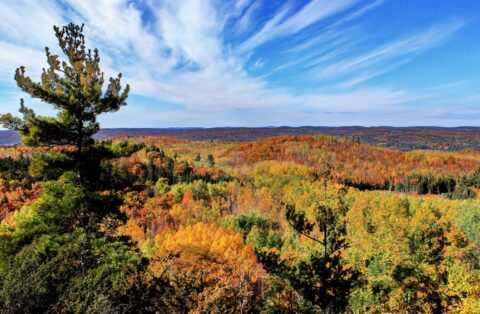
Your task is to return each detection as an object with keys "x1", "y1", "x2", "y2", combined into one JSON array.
[
  {"x1": 0, "y1": 42, "x2": 45, "y2": 81},
  {"x1": 0, "y1": 0, "x2": 63, "y2": 48},
  {"x1": 331, "y1": 0, "x2": 385, "y2": 27},
  {"x1": 316, "y1": 20, "x2": 465, "y2": 82},
  {"x1": 0, "y1": 0, "x2": 474, "y2": 127},
  {"x1": 236, "y1": 0, "x2": 262, "y2": 34},
  {"x1": 238, "y1": 0, "x2": 359, "y2": 52}
]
